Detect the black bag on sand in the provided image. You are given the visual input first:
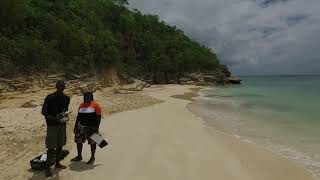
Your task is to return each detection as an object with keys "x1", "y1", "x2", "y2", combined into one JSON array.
[{"x1": 30, "y1": 150, "x2": 69, "y2": 170}]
